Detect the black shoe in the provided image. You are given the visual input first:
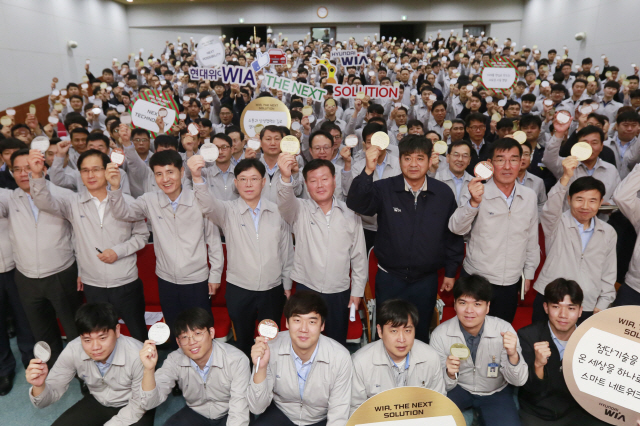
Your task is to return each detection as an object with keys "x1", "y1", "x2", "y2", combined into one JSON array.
[
  {"x1": 171, "y1": 384, "x2": 182, "y2": 396},
  {"x1": 78, "y1": 377, "x2": 89, "y2": 395},
  {"x1": 0, "y1": 372, "x2": 15, "y2": 396}
]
